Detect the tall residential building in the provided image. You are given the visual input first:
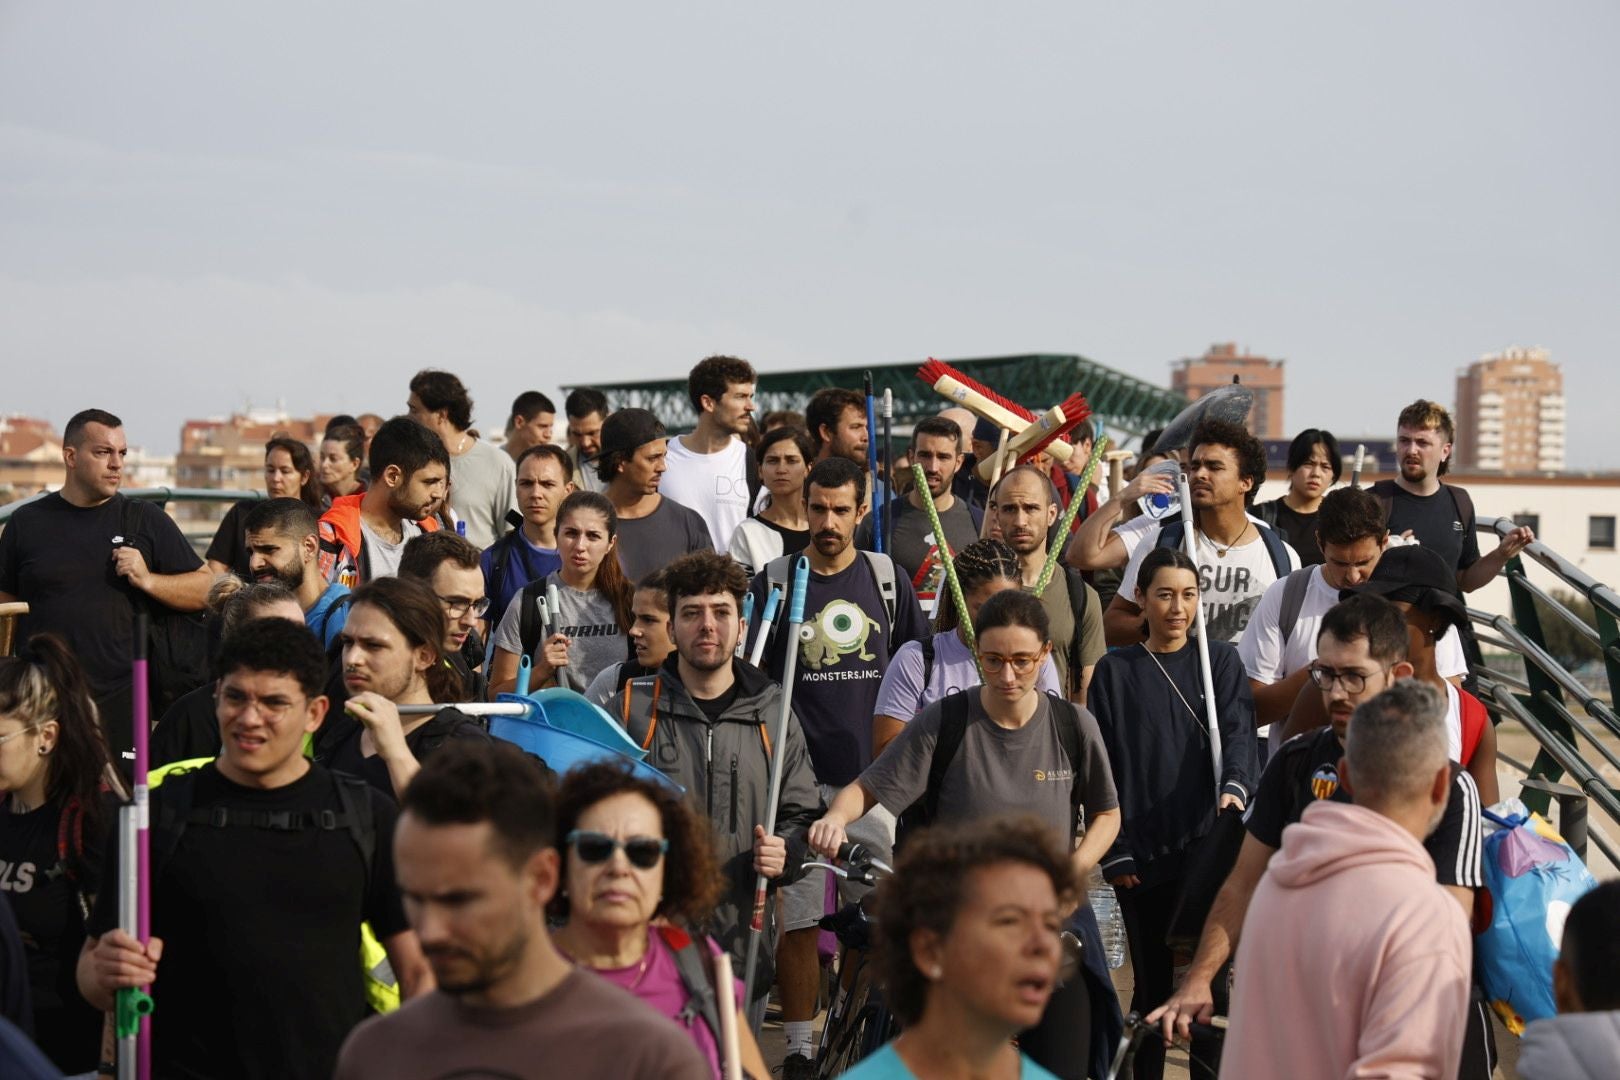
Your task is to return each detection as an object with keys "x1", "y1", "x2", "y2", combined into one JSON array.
[
  {"x1": 1170, "y1": 343, "x2": 1286, "y2": 439},
  {"x1": 1453, "y1": 347, "x2": 1564, "y2": 473},
  {"x1": 173, "y1": 407, "x2": 334, "y2": 523}
]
